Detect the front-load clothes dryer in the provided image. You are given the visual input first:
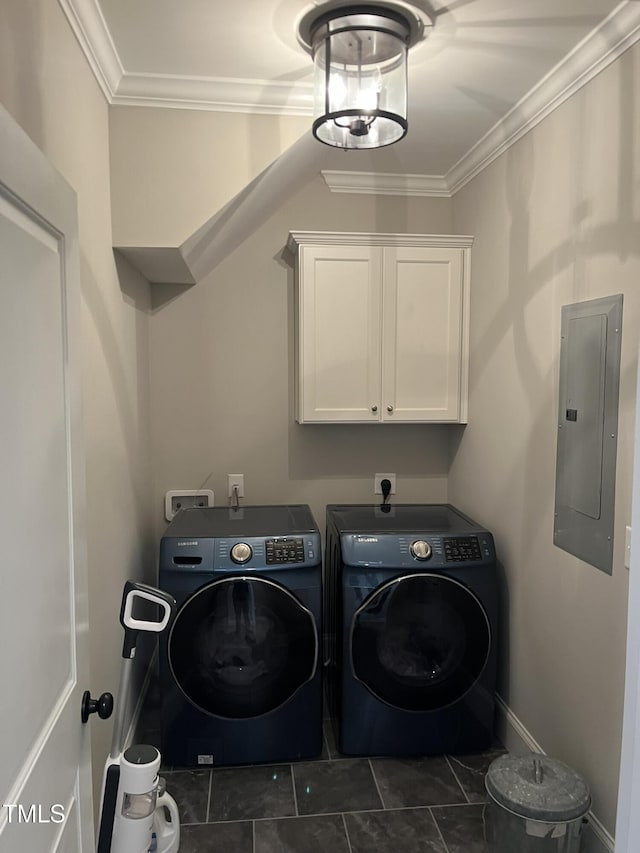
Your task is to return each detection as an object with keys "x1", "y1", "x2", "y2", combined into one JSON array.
[
  {"x1": 158, "y1": 504, "x2": 322, "y2": 767},
  {"x1": 325, "y1": 503, "x2": 499, "y2": 757}
]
